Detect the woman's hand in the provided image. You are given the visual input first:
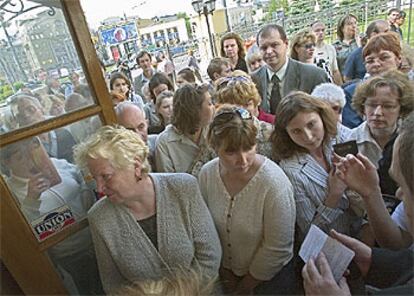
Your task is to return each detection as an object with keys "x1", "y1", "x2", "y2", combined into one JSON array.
[
  {"x1": 27, "y1": 173, "x2": 50, "y2": 200},
  {"x1": 335, "y1": 153, "x2": 381, "y2": 200},
  {"x1": 330, "y1": 229, "x2": 372, "y2": 277},
  {"x1": 302, "y1": 252, "x2": 351, "y2": 296},
  {"x1": 324, "y1": 168, "x2": 347, "y2": 208},
  {"x1": 220, "y1": 268, "x2": 239, "y2": 294}
]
